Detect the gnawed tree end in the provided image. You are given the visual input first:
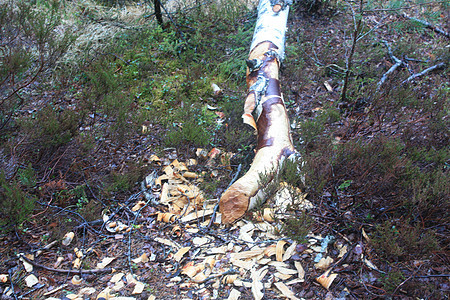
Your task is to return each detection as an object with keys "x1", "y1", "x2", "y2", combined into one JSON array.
[{"x1": 220, "y1": 0, "x2": 296, "y2": 224}]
